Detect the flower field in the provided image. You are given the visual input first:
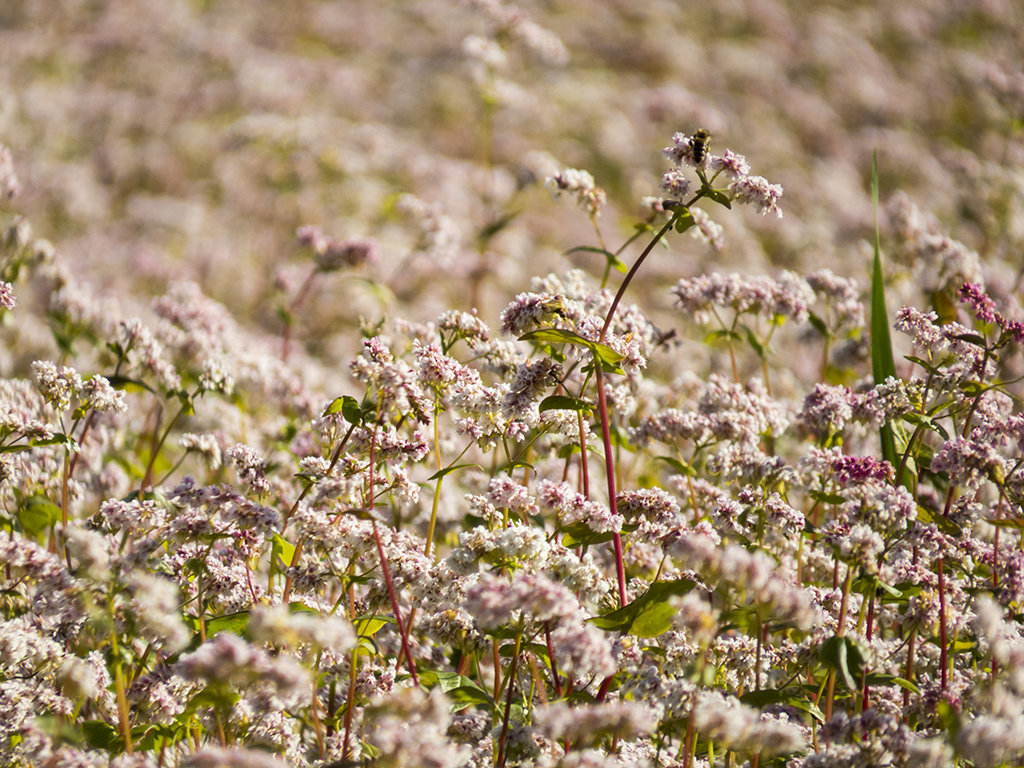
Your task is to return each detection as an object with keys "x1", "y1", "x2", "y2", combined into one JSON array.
[{"x1": 1, "y1": 1, "x2": 1024, "y2": 766}]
